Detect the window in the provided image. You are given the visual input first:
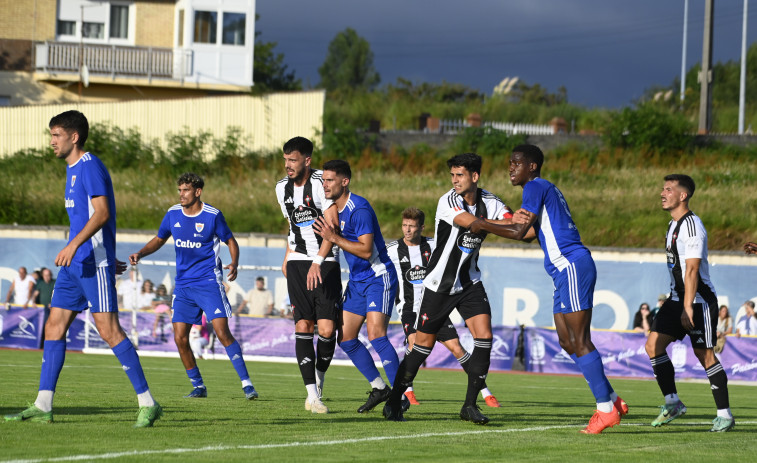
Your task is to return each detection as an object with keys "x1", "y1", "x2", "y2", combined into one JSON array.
[
  {"x1": 193, "y1": 11, "x2": 217, "y2": 44},
  {"x1": 82, "y1": 22, "x2": 104, "y2": 39},
  {"x1": 222, "y1": 13, "x2": 245, "y2": 45},
  {"x1": 109, "y1": 5, "x2": 129, "y2": 39},
  {"x1": 177, "y1": 9, "x2": 184, "y2": 46},
  {"x1": 0, "y1": 96, "x2": 10, "y2": 107},
  {"x1": 57, "y1": 20, "x2": 76, "y2": 36}
]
